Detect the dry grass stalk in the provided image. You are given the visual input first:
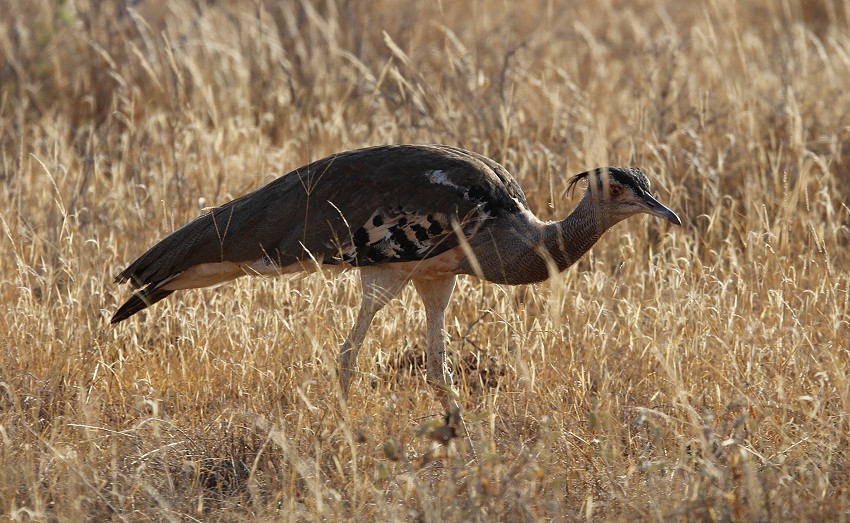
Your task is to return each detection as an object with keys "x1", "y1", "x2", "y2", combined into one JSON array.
[{"x1": 1, "y1": 0, "x2": 849, "y2": 520}]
